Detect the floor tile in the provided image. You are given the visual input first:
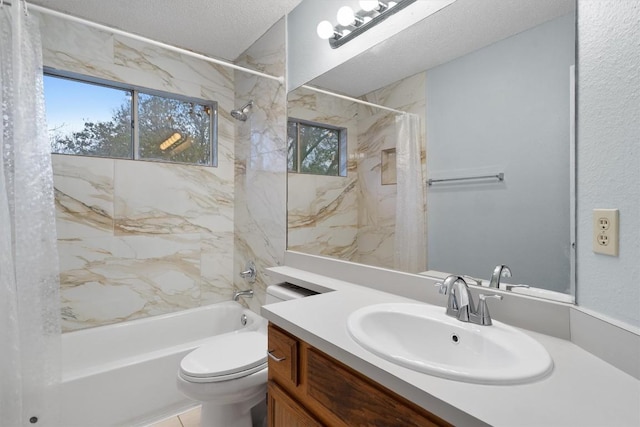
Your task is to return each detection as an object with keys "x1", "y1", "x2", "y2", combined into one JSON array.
[
  {"x1": 147, "y1": 416, "x2": 183, "y2": 427},
  {"x1": 178, "y1": 406, "x2": 201, "y2": 427}
]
